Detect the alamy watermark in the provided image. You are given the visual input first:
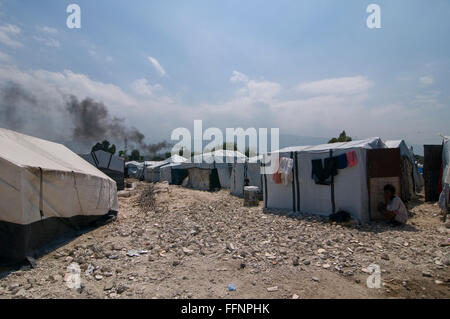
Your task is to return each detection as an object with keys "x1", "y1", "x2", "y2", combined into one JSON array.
[
  {"x1": 171, "y1": 120, "x2": 279, "y2": 174},
  {"x1": 367, "y1": 4, "x2": 381, "y2": 29}
]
